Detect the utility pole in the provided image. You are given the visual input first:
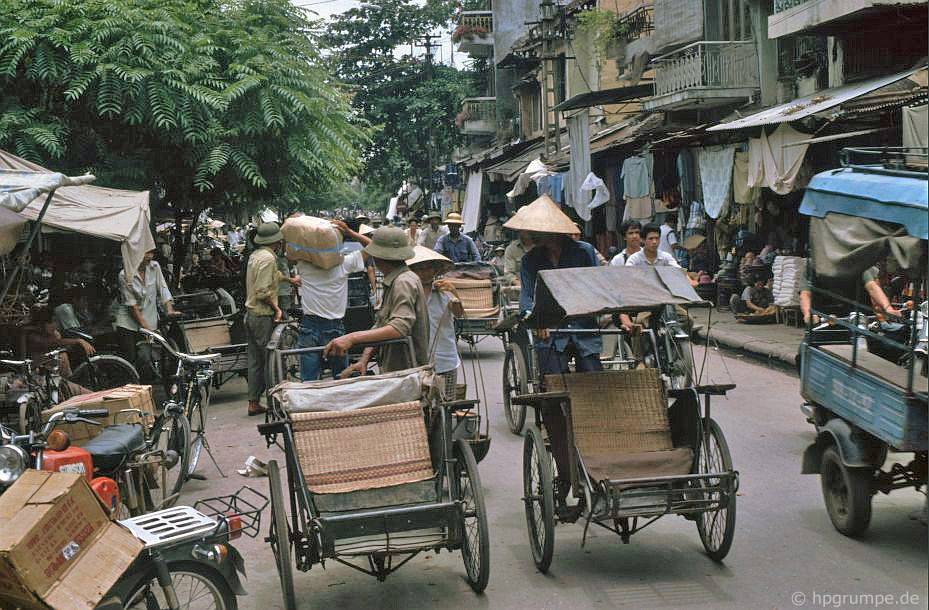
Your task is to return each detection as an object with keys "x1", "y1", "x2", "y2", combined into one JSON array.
[
  {"x1": 539, "y1": 0, "x2": 561, "y2": 160},
  {"x1": 418, "y1": 33, "x2": 438, "y2": 212}
]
